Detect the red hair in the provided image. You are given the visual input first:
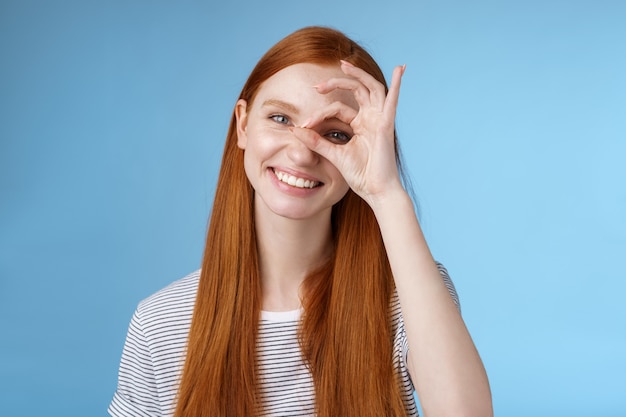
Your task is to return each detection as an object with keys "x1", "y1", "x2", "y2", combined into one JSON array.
[{"x1": 174, "y1": 26, "x2": 407, "y2": 417}]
